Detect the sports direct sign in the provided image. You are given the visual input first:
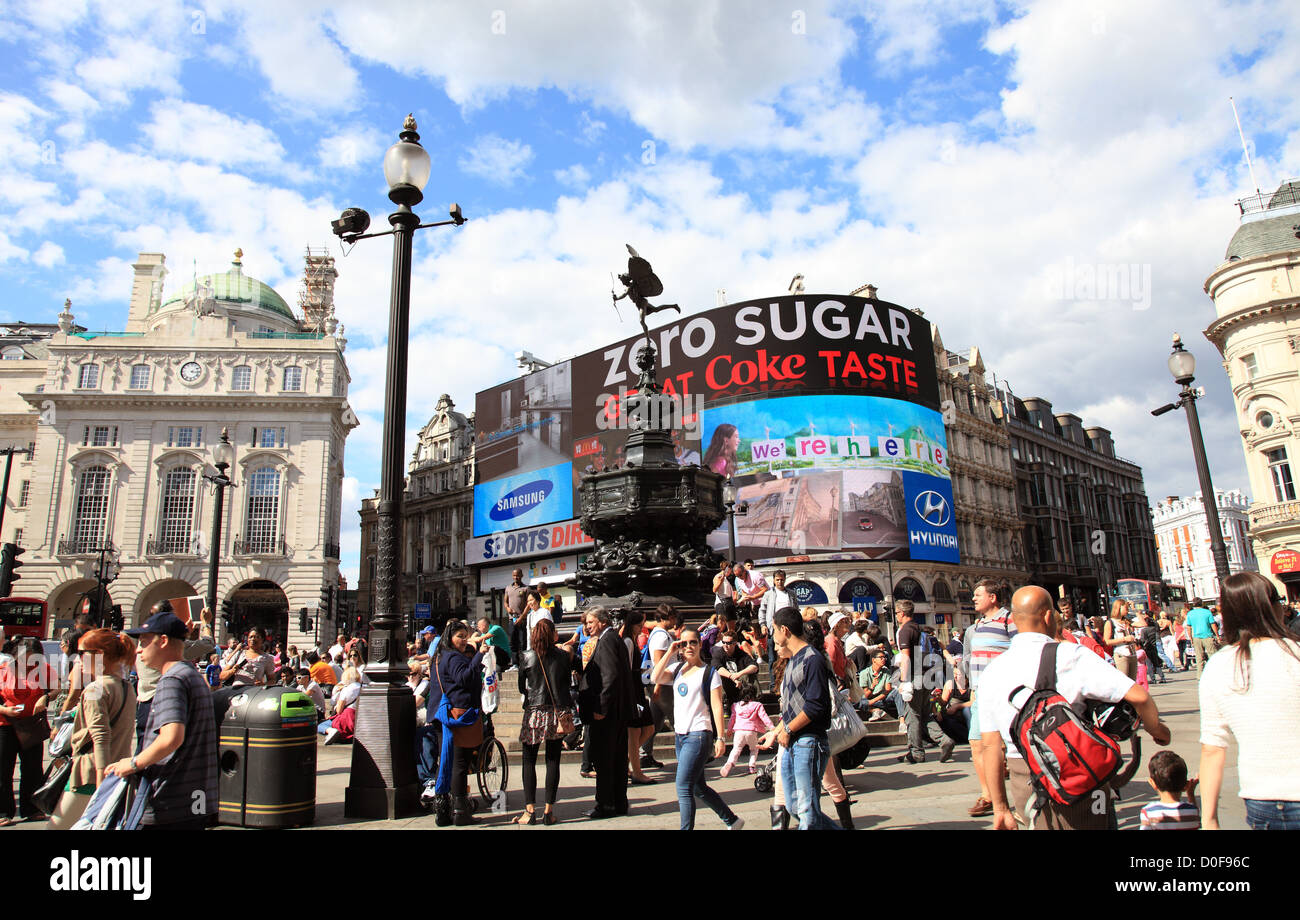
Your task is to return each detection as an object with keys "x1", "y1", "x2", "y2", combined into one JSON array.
[{"x1": 473, "y1": 293, "x2": 958, "y2": 564}]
